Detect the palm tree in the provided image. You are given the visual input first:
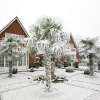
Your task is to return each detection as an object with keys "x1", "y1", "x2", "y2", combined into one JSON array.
[
  {"x1": 0, "y1": 36, "x2": 26, "y2": 77},
  {"x1": 30, "y1": 17, "x2": 62, "y2": 41},
  {"x1": 29, "y1": 17, "x2": 62, "y2": 92},
  {"x1": 80, "y1": 37, "x2": 100, "y2": 76}
]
